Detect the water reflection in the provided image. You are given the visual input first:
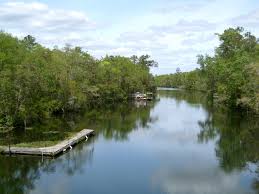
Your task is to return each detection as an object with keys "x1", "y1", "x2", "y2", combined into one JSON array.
[
  {"x1": 156, "y1": 89, "x2": 259, "y2": 194},
  {"x1": 198, "y1": 109, "x2": 259, "y2": 192},
  {"x1": 0, "y1": 89, "x2": 258, "y2": 194},
  {"x1": 76, "y1": 101, "x2": 158, "y2": 141},
  {"x1": 0, "y1": 142, "x2": 94, "y2": 194},
  {"x1": 0, "y1": 101, "x2": 157, "y2": 145},
  {"x1": 0, "y1": 101, "x2": 157, "y2": 194},
  {"x1": 152, "y1": 165, "x2": 249, "y2": 194}
]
